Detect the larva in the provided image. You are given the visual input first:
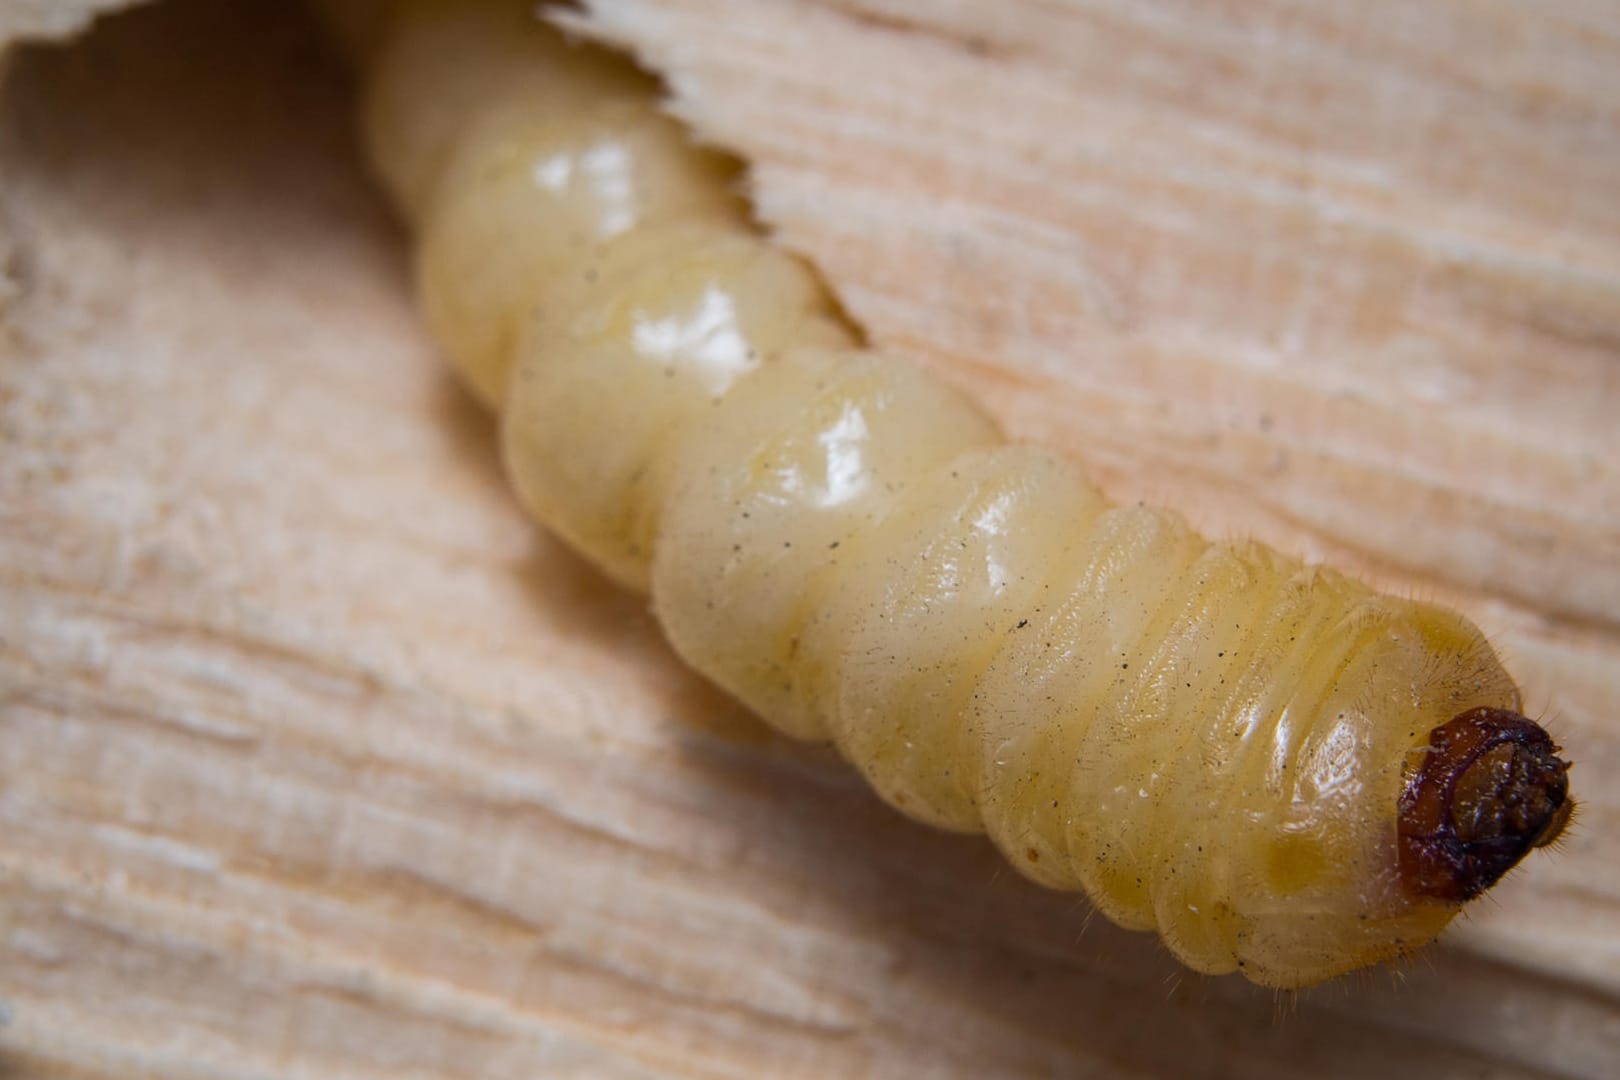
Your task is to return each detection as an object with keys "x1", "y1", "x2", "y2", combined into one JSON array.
[{"x1": 323, "y1": 0, "x2": 1574, "y2": 988}]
